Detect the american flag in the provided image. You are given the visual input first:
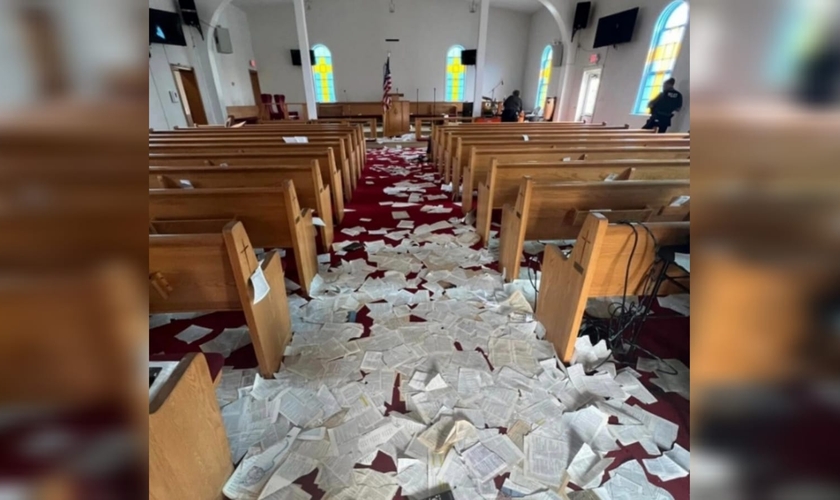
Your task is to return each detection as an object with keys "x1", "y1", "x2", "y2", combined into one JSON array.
[{"x1": 382, "y1": 54, "x2": 392, "y2": 110}]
